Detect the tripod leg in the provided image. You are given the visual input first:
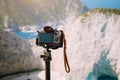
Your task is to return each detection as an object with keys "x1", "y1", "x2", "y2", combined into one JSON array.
[{"x1": 45, "y1": 61, "x2": 50, "y2": 80}]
